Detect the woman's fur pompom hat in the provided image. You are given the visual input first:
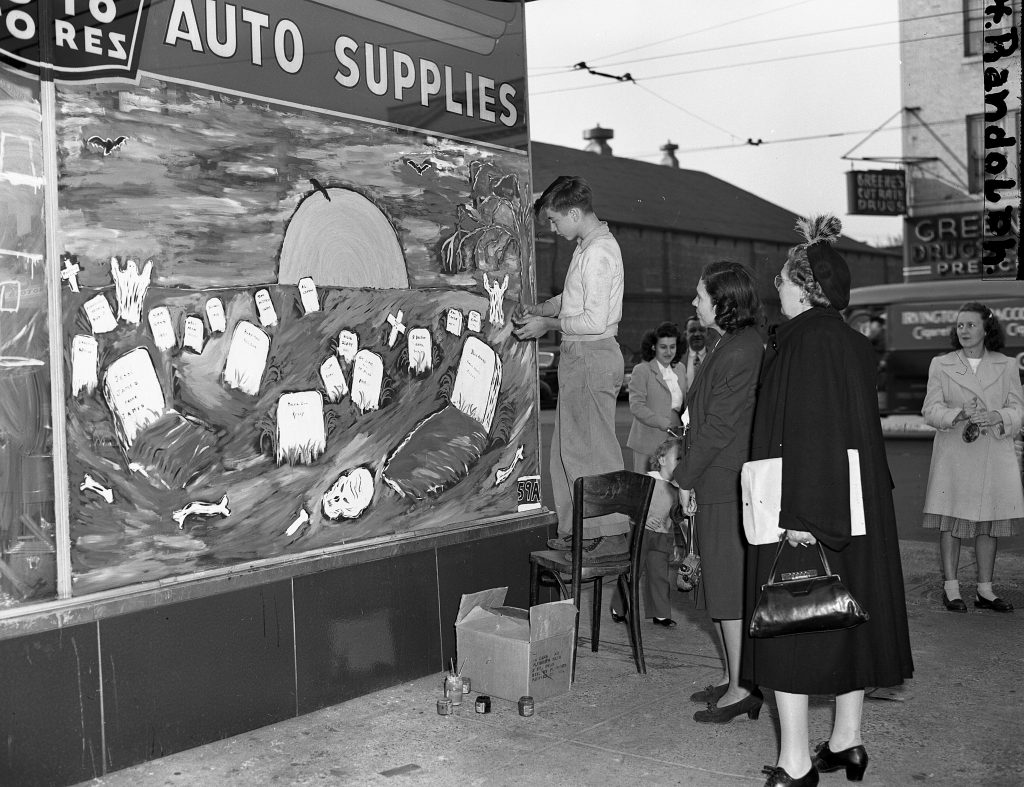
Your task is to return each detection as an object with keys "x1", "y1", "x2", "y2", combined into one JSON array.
[{"x1": 795, "y1": 214, "x2": 851, "y2": 310}]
